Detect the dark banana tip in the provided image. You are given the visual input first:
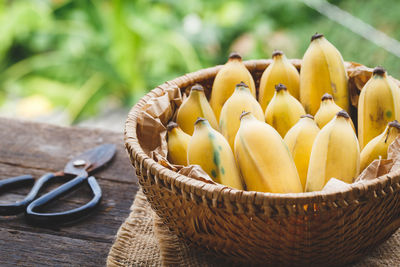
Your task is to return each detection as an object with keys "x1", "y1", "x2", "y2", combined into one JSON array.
[
  {"x1": 275, "y1": 83, "x2": 287, "y2": 92},
  {"x1": 272, "y1": 50, "x2": 284, "y2": 57},
  {"x1": 301, "y1": 114, "x2": 314, "y2": 120},
  {"x1": 336, "y1": 110, "x2": 350, "y2": 119},
  {"x1": 166, "y1": 121, "x2": 179, "y2": 131},
  {"x1": 311, "y1": 33, "x2": 324, "y2": 42},
  {"x1": 236, "y1": 81, "x2": 249, "y2": 88},
  {"x1": 229, "y1": 52, "x2": 242, "y2": 60},
  {"x1": 321, "y1": 93, "x2": 333, "y2": 101},
  {"x1": 194, "y1": 117, "x2": 207, "y2": 125},
  {"x1": 373, "y1": 66, "x2": 386, "y2": 76},
  {"x1": 240, "y1": 111, "x2": 251, "y2": 120},
  {"x1": 191, "y1": 84, "x2": 204, "y2": 91},
  {"x1": 388, "y1": 120, "x2": 400, "y2": 130}
]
